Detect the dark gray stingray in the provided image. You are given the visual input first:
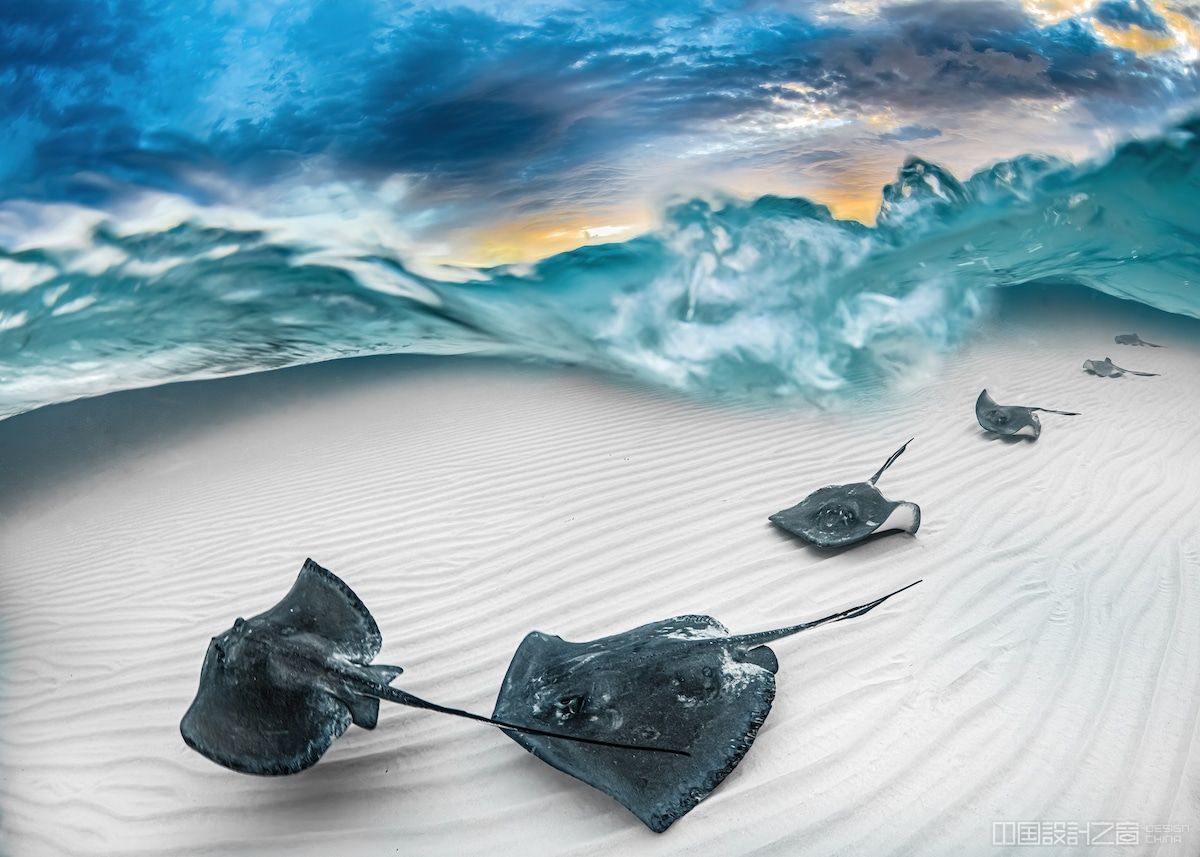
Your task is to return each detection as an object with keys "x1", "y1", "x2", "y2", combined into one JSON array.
[
  {"x1": 1083, "y1": 357, "x2": 1159, "y2": 378},
  {"x1": 1115, "y1": 333, "x2": 1163, "y2": 347},
  {"x1": 493, "y1": 579, "x2": 921, "y2": 832},
  {"x1": 768, "y1": 439, "x2": 921, "y2": 548},
  {"x1": 975, "y1": 389, "x2": 1079, "y2": 439},
  {"x1": 180, "y1": 559, "x2": 687, "y2": 776}
]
